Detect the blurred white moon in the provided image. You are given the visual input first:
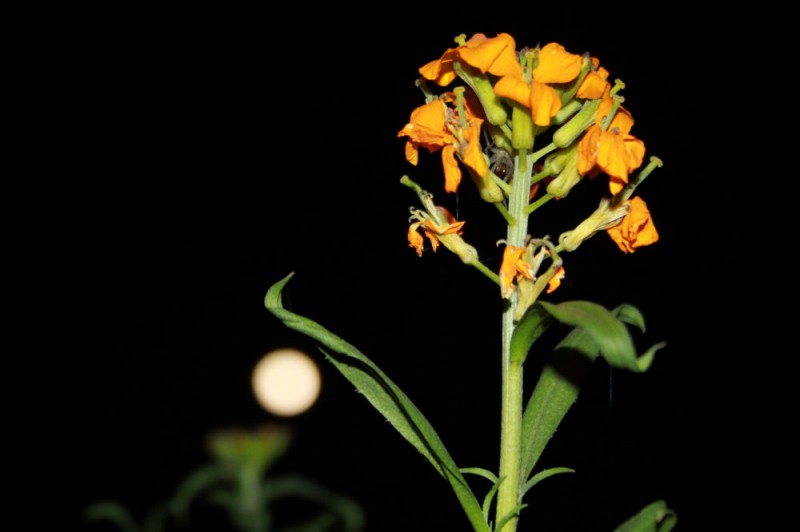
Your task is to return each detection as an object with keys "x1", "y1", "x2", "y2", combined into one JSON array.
[{"x1": 252, "y1": 348, "x2": 321, "y2": 416}]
